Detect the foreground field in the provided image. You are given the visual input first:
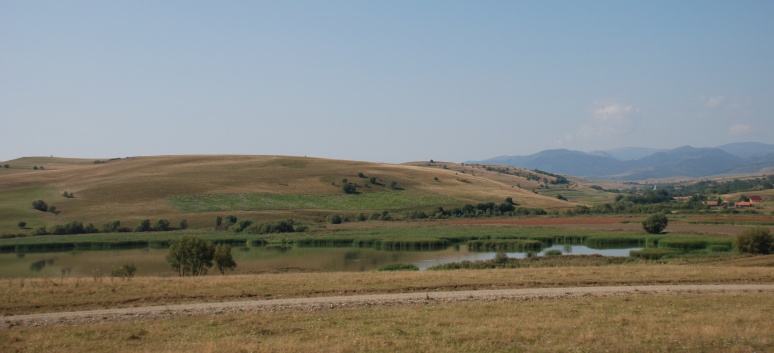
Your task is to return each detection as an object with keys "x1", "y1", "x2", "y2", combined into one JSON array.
[
  {"x1": 2, "y1": 289, "x2": 772, "y2": 352},
  {"x1": 3, "y1": 262, "x2": 774, "y2": 315}
]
